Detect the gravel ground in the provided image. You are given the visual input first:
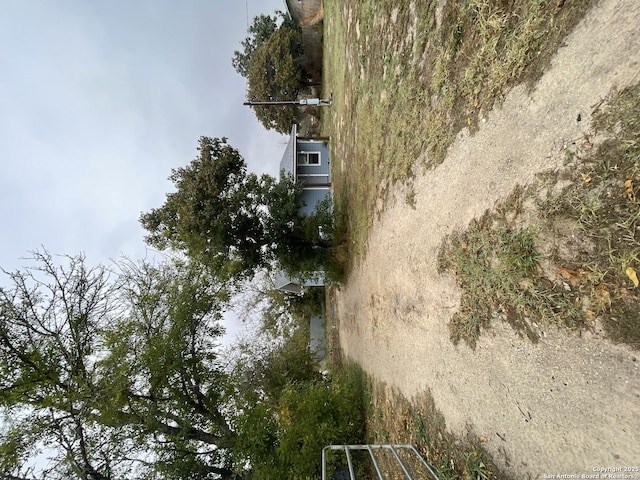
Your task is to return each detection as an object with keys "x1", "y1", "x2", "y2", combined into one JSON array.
[{"x1": 335, "y1": 0, "x2": 640, "y2": 476}]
